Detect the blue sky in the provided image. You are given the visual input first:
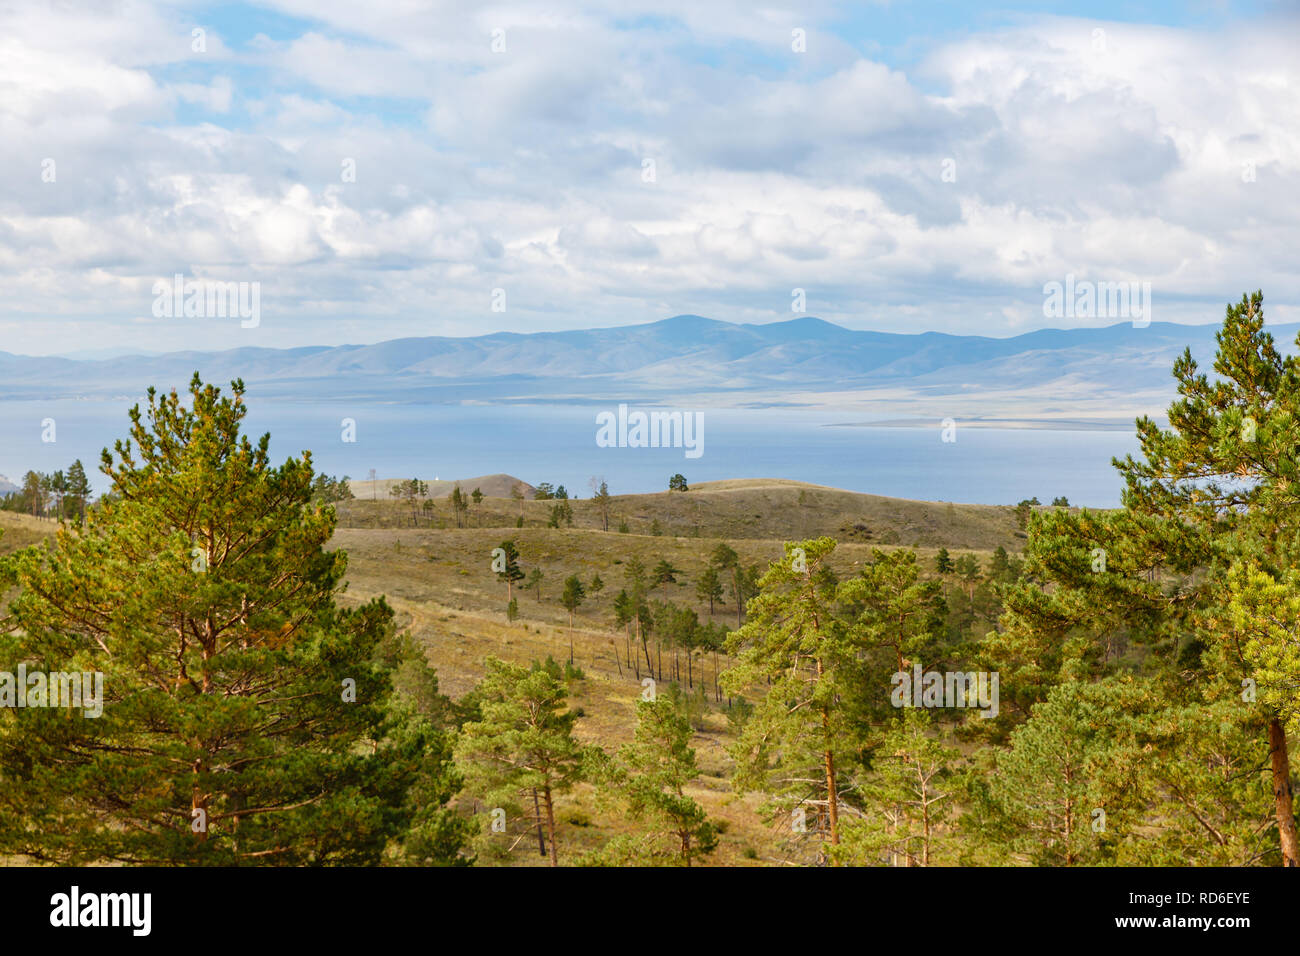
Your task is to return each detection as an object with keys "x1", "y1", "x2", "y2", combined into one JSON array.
[{"x1": 1, "y1": 0, "x2": 1297, "y2": 354}]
